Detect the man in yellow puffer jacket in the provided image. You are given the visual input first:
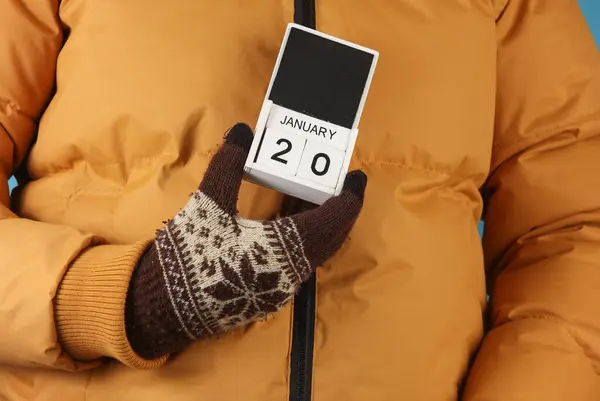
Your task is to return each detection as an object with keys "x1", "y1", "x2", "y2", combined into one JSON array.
[{"x1": 1, "y1": 1, "x2": 600, "y2": 400}]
